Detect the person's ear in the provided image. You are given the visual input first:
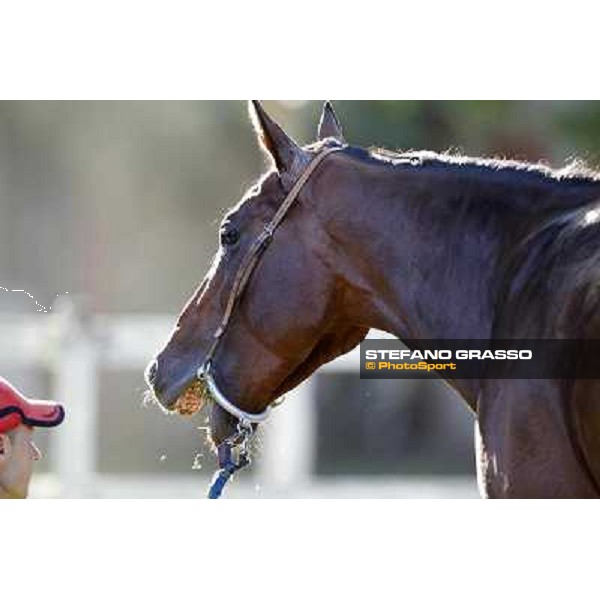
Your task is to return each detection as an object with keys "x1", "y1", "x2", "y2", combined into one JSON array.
[{"x1": 0, "y1": 434, "x2": 12, "y2": 468}]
